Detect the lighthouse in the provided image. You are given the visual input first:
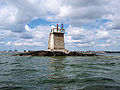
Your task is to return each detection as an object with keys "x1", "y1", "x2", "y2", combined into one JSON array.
[{"x1": 48, "y1": 24, "x2": 65, "y2": 51}]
